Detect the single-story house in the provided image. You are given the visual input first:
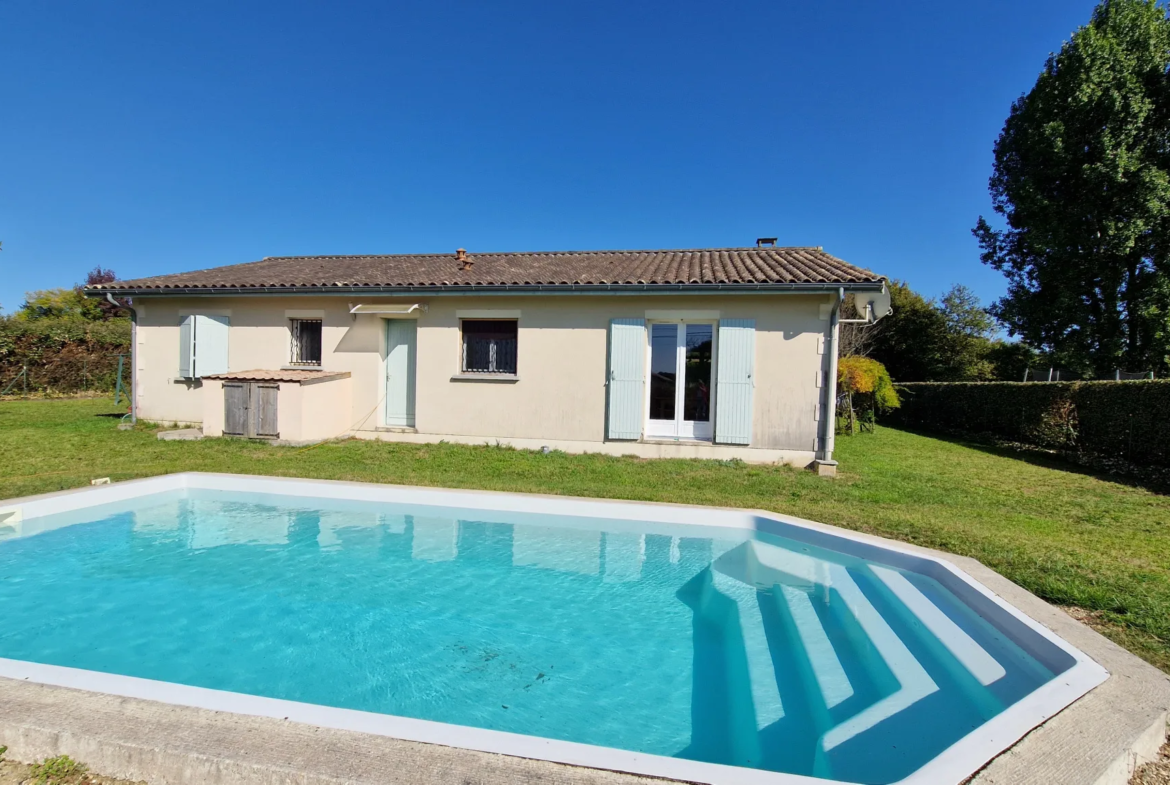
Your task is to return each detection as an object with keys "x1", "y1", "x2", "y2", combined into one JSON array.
[{"x1": 87, "y1": 244, "x2": 889, "y2": 473}]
